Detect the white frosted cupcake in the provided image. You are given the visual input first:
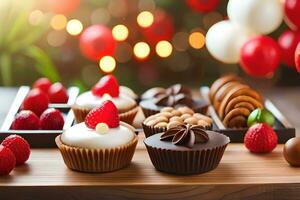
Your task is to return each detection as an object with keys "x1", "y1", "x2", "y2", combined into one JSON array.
[
  {"x1": 72, "y1": 75, "x2": 138, "y2": 125},
  {"x1": 57, "y1": 100, "x2": 138, "y2": 173}
]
